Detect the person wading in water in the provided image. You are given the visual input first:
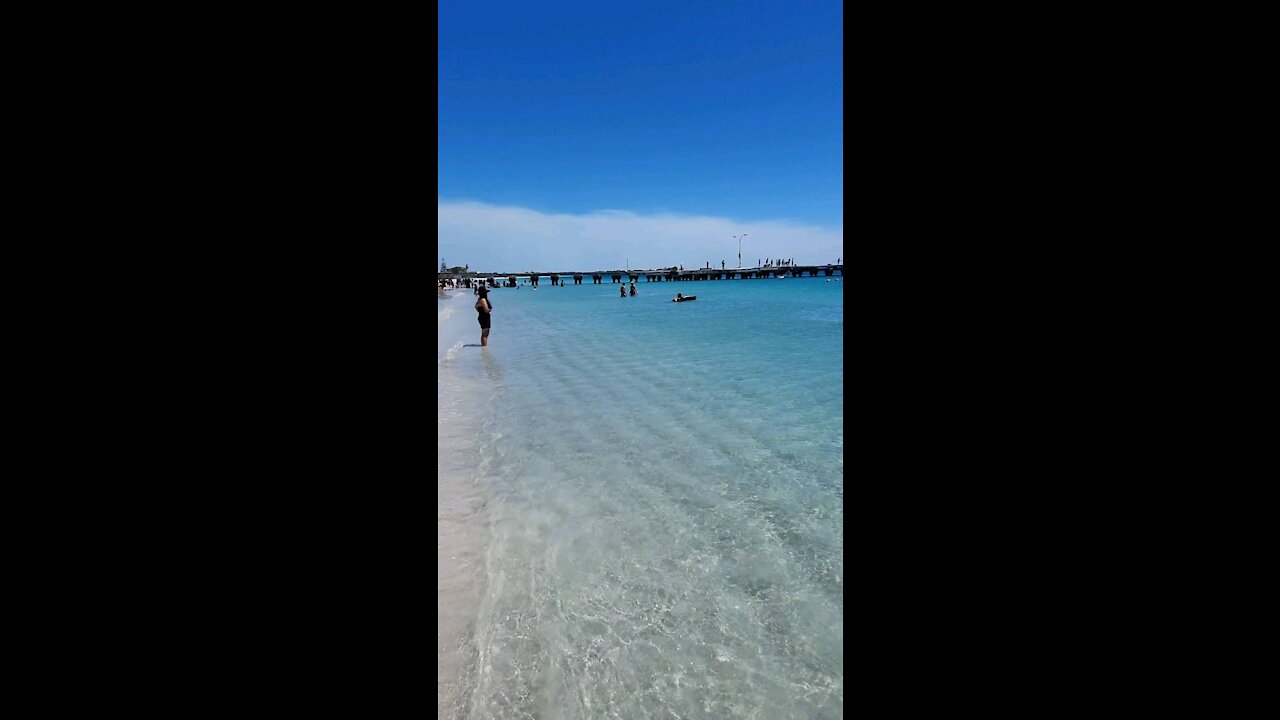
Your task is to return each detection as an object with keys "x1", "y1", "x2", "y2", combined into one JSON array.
[{"x1": 475, "y1": 286, "x2": 493, "y2": 346}]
